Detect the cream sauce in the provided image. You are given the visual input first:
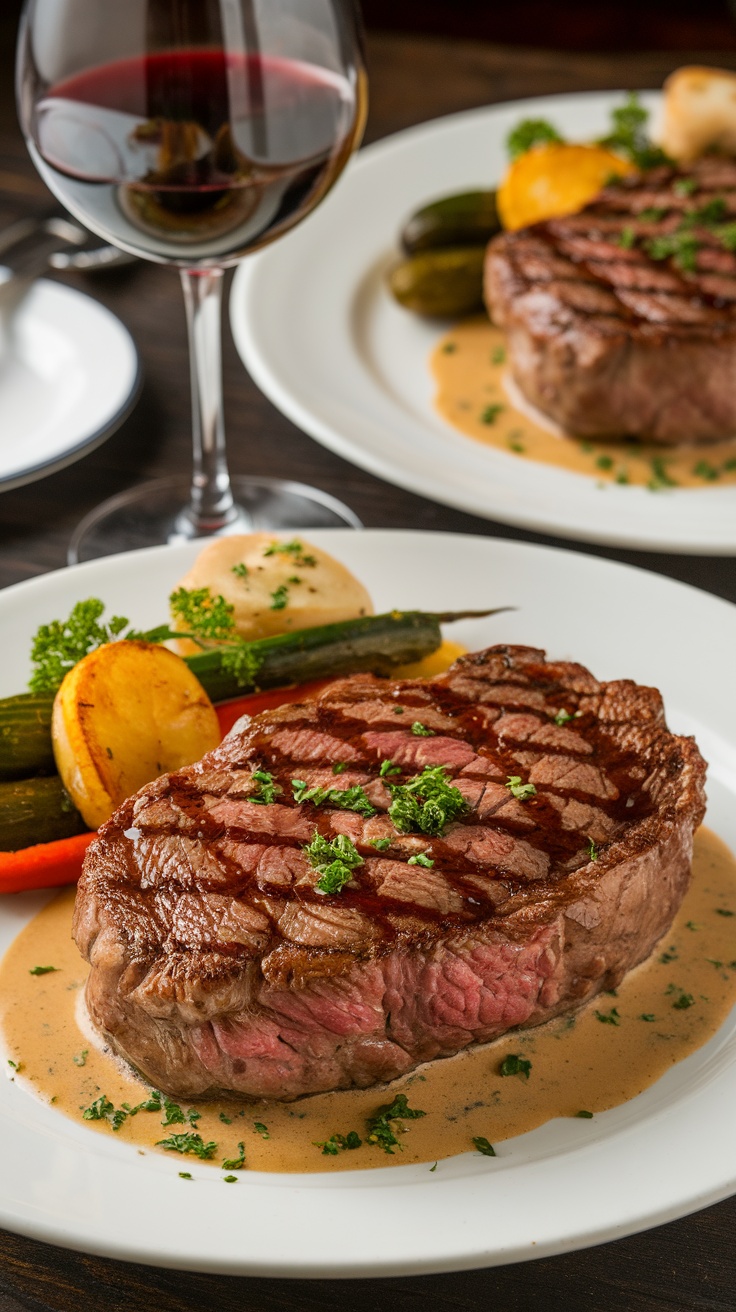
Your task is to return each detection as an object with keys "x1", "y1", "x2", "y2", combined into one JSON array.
[
  {"x1": 2, "y1": 827, "x2": 735, "y2": 1174},
  {"x1": 432, "y1": 318, "x2": 736, "y2": 489}
]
